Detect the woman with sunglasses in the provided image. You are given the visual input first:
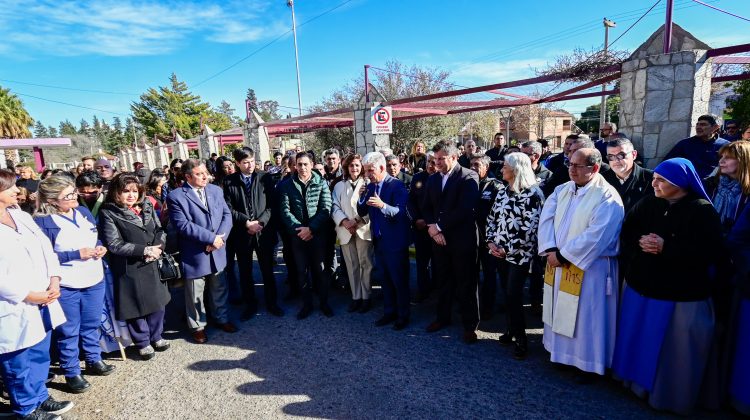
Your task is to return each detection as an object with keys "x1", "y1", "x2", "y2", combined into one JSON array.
[{"x1": 34, "y1": 175, "x2": 116, "y2": 394}]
